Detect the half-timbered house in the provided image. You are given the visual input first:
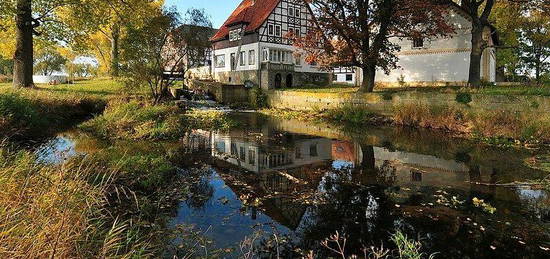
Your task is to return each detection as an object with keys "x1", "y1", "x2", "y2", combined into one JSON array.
[{"x1": 209, "y1": 0, "x2": 330, "y2": 89}]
